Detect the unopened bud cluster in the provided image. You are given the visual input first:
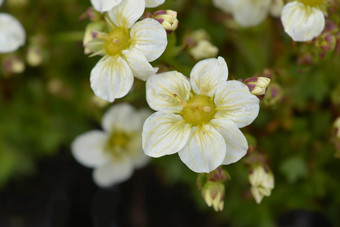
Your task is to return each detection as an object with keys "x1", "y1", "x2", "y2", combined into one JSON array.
[
  {"x1": 249, "y1": 164, "x2": 274, "y2": 204},
  {"x1": 245, "y1": 76, "x2": 271, "y2": 97},
  {"x1": 153, "y1": 10, "x2": 179, "y2": 33}
]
